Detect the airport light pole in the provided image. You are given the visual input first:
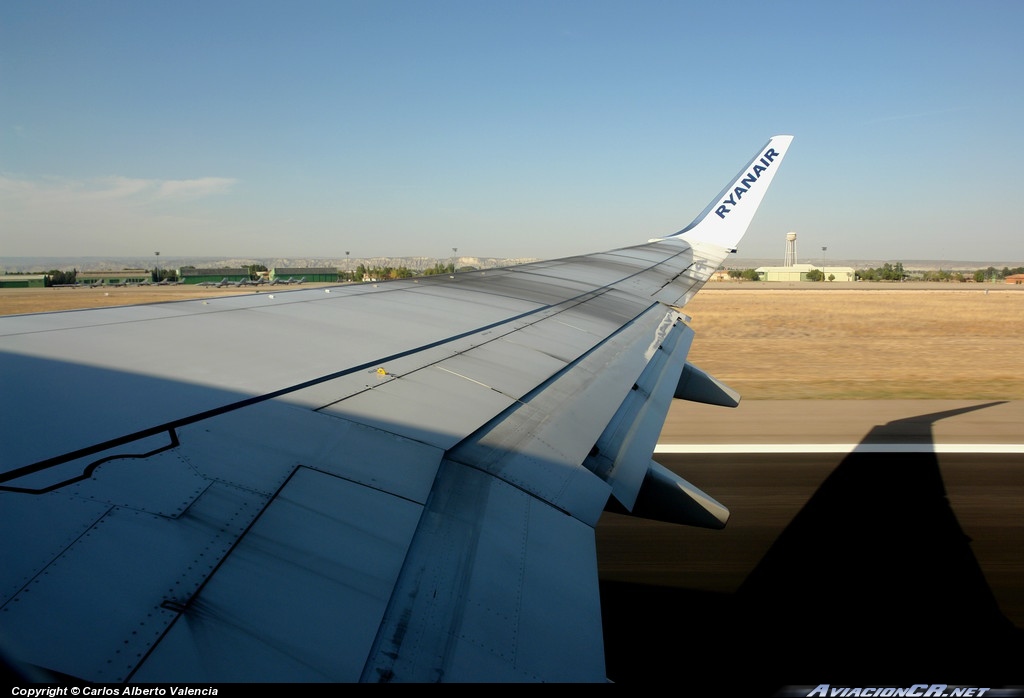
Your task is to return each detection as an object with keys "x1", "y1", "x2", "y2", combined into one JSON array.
[
  {"x1": 821, "y1": 246, "x2": 827, "y2": 282},
  {"x1": 452, "y1": 247, "x2": 457, "y2": 274}
]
